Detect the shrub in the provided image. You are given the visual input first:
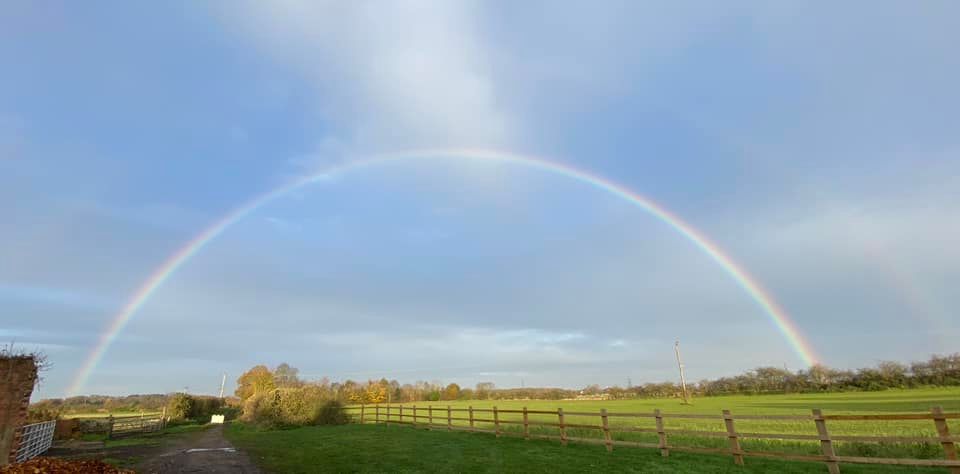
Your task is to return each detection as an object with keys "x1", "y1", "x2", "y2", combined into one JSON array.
[
  {"x1": 241, "y1": 391, "x2": 281, "y2": 427},
  {"x1": 27, "y1": 407, "x2": 60, "y2": 423},
  {"x1": 166, "y1": 393, "x2": 225, "y2": 422},
  {"x1": 315, "y1": 400, "x2": 349, "y2": 426},
  {"x1": 166, "y1": 393, "x2": 194, "y2": 420},
  {"x1": 190, "y1": 396, "x2": 225, "y2": 421},
  {"x1": 277, "y1": 386, "x2": 326, "y2": 426},
  {"x1": 241, "y1": 387, "x2": 347, "y2": 427},
  {"x1": 218, "y1": 405, "x2": 242, "y2": 421}
]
